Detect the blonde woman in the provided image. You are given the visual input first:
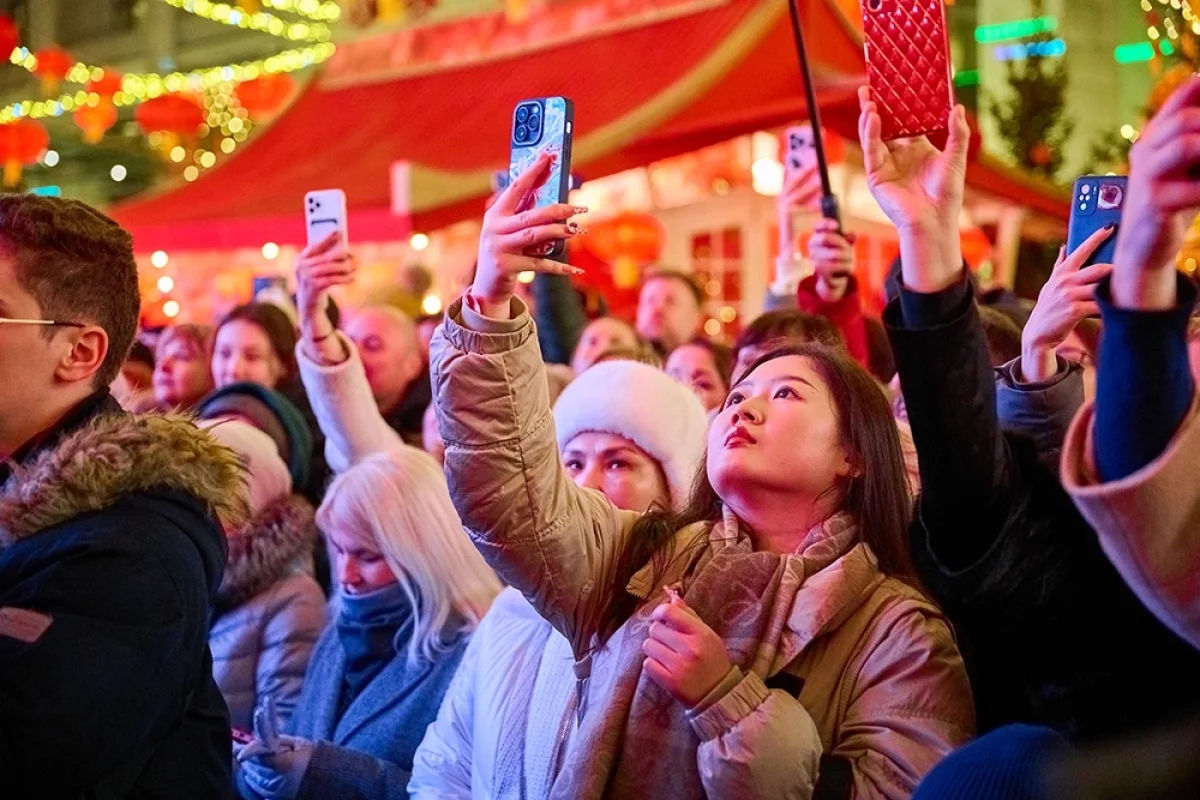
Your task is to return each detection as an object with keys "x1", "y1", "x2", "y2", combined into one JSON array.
[{"x1": 234, "y1": 231, "x2": 501, "y2": 800}]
